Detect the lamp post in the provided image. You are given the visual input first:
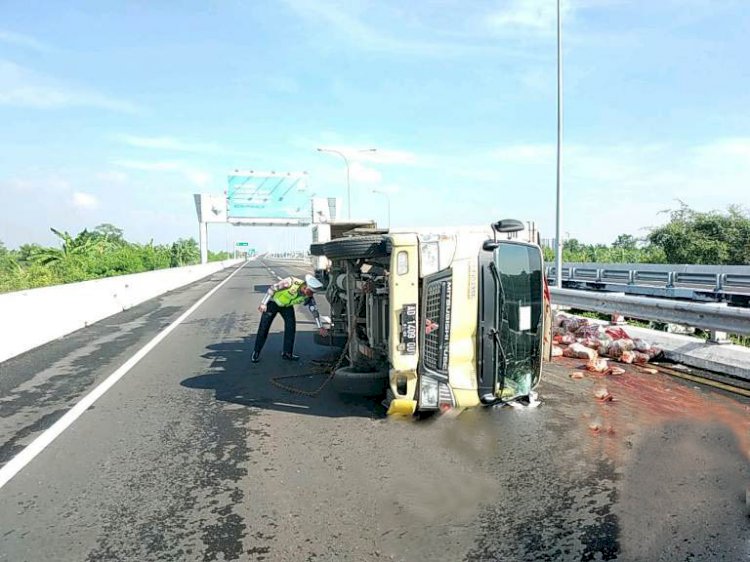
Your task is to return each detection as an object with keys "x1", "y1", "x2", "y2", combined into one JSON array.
[
  {"x1": 372, "y1": 189, "x2": 391, "y2": 229},
  {"x1": 316, "y1": 147, "x2": 377, "y2": 219},
  {"x1": 554, "y1": 0, "x2": 564, "y2": 288}
]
